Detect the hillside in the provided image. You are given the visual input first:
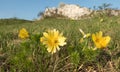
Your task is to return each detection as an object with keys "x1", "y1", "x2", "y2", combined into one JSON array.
[
  {"x1": 0, "y1": 18, "x2": 32, "y2": 25},
  {"x1": 0, "y1": 15, "x2": 120, "y2": 71}
]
